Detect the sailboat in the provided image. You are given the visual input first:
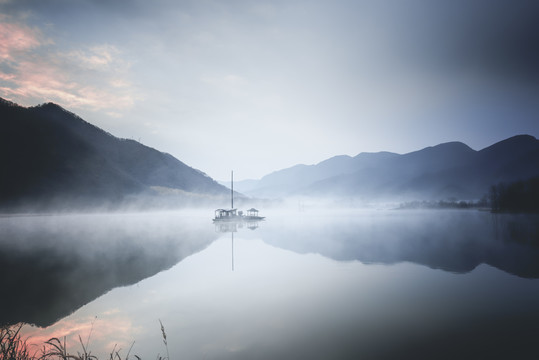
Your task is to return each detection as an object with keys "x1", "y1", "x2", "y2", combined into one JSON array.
[{"x1": 213, "y1": 171, "x2": 265, "y2": 222}]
